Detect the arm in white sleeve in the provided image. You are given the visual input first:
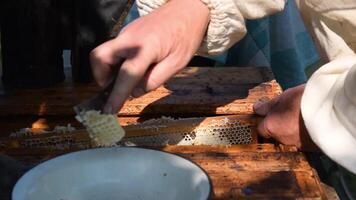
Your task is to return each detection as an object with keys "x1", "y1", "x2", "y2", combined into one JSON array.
[
  {"x1": 136, "y1": 0, "x2": 286, "y2": 55},
  {"x1": 298, "y1": 0, "x2": 356, "y2": 174},
  {"x1": 301, "y1": 55, "x2": 356, "y2": 174}
]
